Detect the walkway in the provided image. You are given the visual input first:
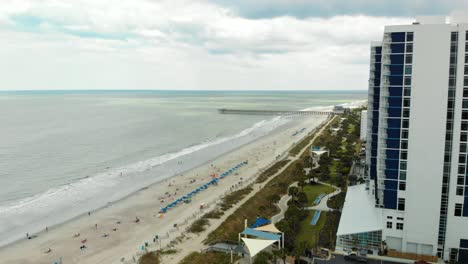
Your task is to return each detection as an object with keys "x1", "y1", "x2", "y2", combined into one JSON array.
[{"x1": 304, "y1": 179, "x2": 341, "y2": 212}]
